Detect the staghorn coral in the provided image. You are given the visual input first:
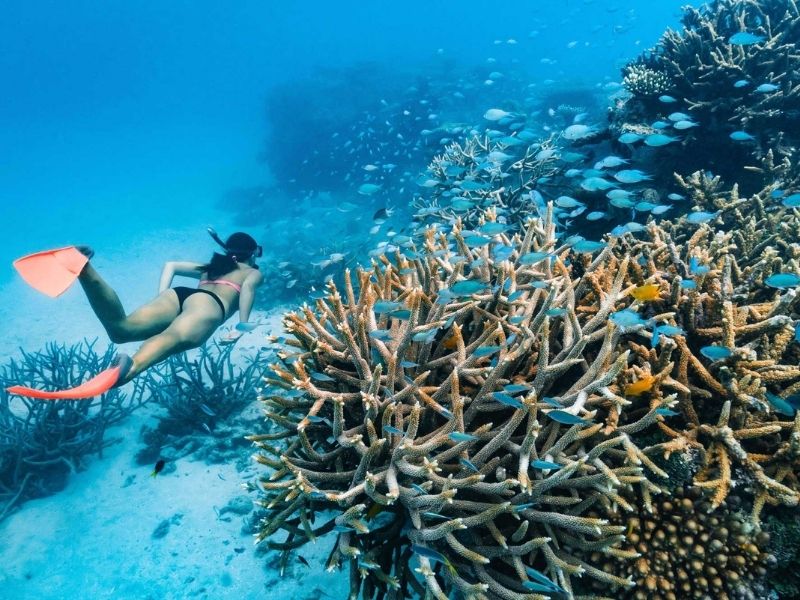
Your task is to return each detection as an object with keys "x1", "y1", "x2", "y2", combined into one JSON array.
[
  {"x1": 0, "y1": 341, "x2": 147, "y2": 522},
  {"x1": 412, "y1": 133, "x2": 562, "y2": 236},
  {"x1": 248, "y1": 198, "x2": 800, "y2": 599},
  {"x1": 137, "y1": 342, "x2": 266, "y2": 465},
  {"x1": 611, "y1": 0, "x2": 800, "y2": 188}
]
